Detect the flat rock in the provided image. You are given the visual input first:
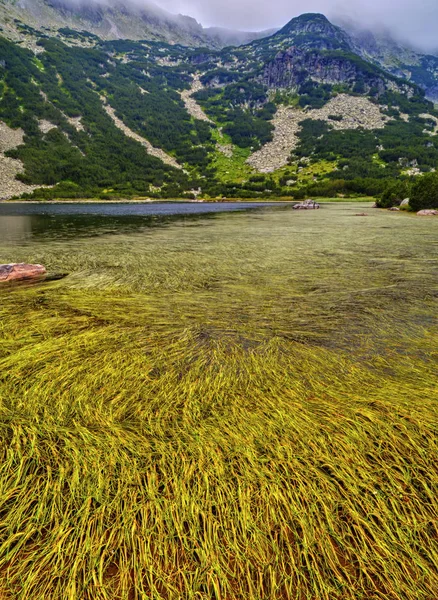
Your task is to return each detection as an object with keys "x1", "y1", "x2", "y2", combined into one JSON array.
[
  {"x1": 0, "y1": 263, "x2": 47, "y2": 283},
  {"x1": 417, "y1": 209, "x2": 438, "y2": 216},
  {"x1": 388, "y1": 207, "x2": 400, "y2": 211}
]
